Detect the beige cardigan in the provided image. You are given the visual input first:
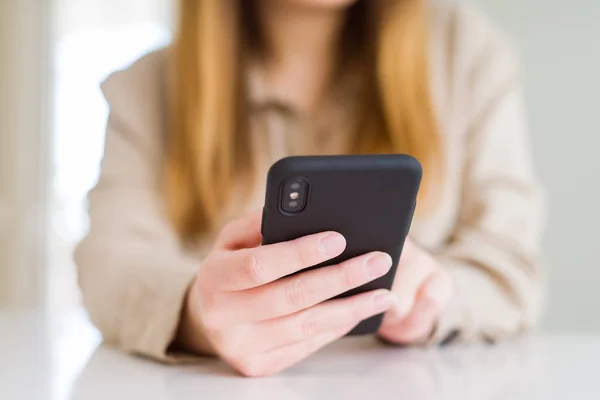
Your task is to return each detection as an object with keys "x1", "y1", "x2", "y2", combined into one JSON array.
[{"x1": 74, "y1": 3, "x2": 546, "y2": 362}]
